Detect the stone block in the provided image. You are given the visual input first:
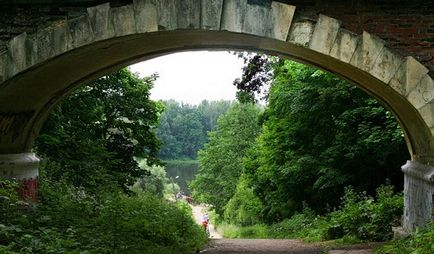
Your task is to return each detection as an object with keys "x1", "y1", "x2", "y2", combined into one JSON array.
[
  {"x1": 147, "y1": 0, "x2": 200, "y2": 31},
  {"x1": 25, "y1": 34, "x2": 38, "y2": 68},
  {"x1": 389, "y1": 56, "x2": 430, "y2": 96},
  {"x1": 370, "y1": 47, "x2": 403, "y2": 84},
  {"x1": 401, "y1": 160, "x2": 434, "y2": 232},
  {"x1": 176, "y1": 0, "x2": 201, "y2": 29},
  {"x1": 271, "y1": 1, "x2": 296, "y2": 41},
  {"x1": 87, "y1": 3, "x2": 115, "y2": 41},
  {"x1": 133, "y1": 0, "x2": 158, "y2": 33},
  {"x1": 350, "y1": 31, "x2": 385, "y2": 72},
  {"x1": 418, "y1": 101, "x2": 434, "y2": 128},
  {"x1": 221, "y1": 0, "x2": 295, "y2": 40},
  {"x1": 30, "y1": 22, "x2": 68, "y2": 65},
  {"x1": 0, "y1": 51, "x2": 6, "y2": 82},
  {"x1": 111, "y1": 5, "x2": 137, "y2": 36},
  {"x1": 408, "y1": 75, "x2": 434, "y2": 110},
  {"x1": 221, "y1": 0, "x2": 247, "y2": 33},
  {"x1": 330, "y1": 29, "x2": 359, "y2": 63},
  {"x1": 309, "y1": 14, "x2": 341, "y2": 54},
  {"x1": 201, "y1": 0, "x2": 223, "y2": 30},
  {"x1": 67, "y1": 15, "x2": 94, "y2": 50},
  {"x1": 153, "y1": 0, "x2": 177, "y2": 31},
  {"x1": 8, "y1": 33, "x2": 27, "y2": 74},
  {"x1": 287, "y1": 20, "x2": 315, "y2": 47}
]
